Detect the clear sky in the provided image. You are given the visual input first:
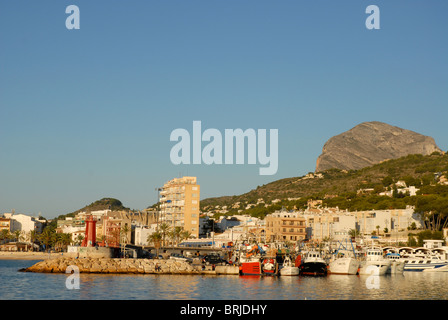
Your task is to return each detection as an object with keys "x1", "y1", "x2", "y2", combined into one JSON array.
[{"x1": 1, "y1": 1, "x2": 447, "y2": 218}]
